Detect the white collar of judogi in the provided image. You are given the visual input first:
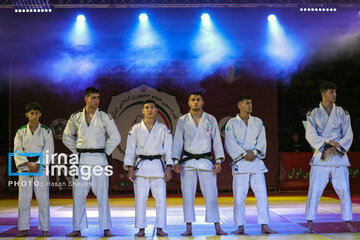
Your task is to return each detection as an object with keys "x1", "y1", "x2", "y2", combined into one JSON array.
[{"x1": 236, "y1": 114, "x2": 252, "y2": 126}]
